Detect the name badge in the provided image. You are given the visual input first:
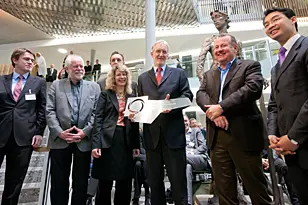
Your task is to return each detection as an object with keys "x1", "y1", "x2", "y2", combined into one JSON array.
[{"x1": 25, "y1": 94, "x2": 36, "y2": 100}]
